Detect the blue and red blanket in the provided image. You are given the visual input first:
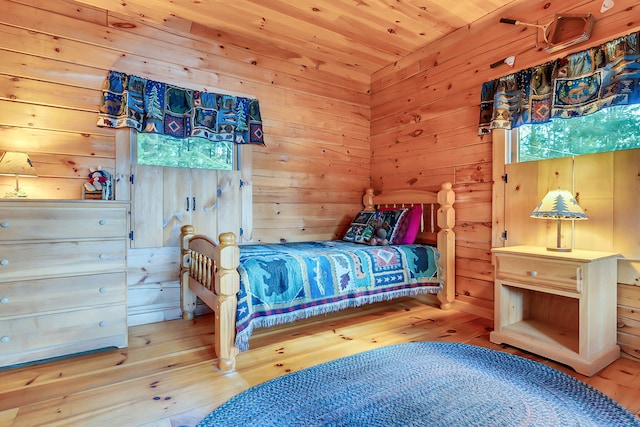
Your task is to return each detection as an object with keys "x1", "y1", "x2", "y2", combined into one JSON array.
[{"x1": 235, "y1": 240, "x2": 441, "y2": 351}]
